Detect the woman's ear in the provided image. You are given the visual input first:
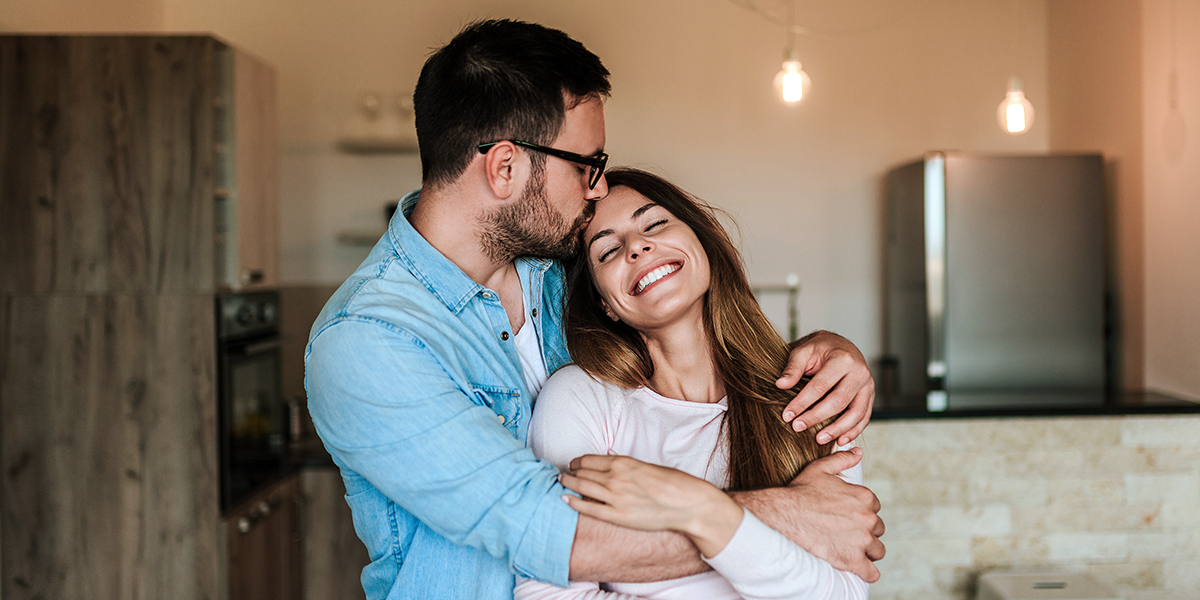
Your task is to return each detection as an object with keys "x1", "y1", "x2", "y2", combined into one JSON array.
[{"x1": 600, "y1": 299, "x2": 619, "y2": 322}]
